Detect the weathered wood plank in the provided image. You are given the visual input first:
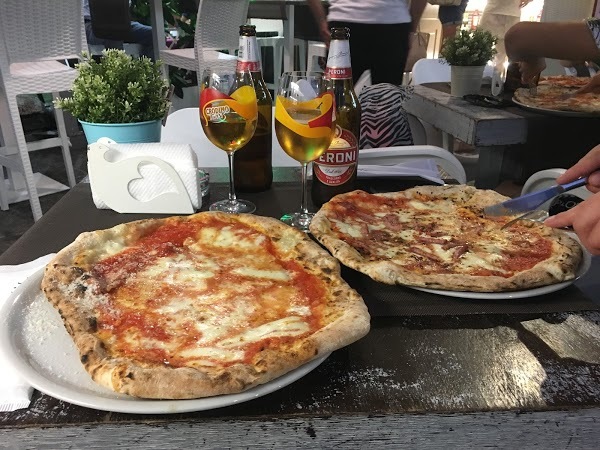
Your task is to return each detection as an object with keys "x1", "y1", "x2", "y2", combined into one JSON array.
[
  {"x1": 1, "y1": 409, "x2": 600, "y2": 448},
  {"x1": 403, "y1": 85, "x2": 528, "y2": 147}
]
